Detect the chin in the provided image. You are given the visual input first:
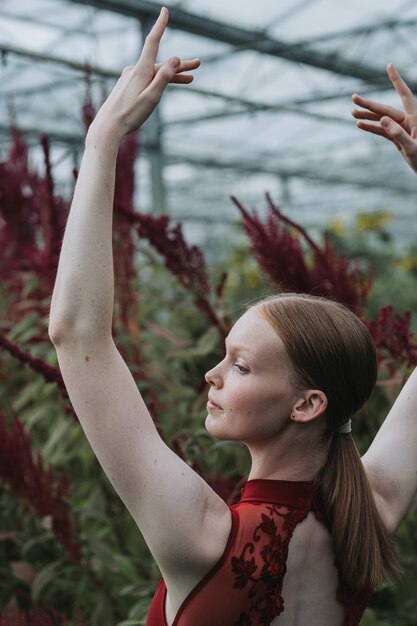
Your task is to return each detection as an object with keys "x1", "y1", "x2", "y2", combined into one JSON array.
[
  {"x1": 205, "y1": 414, "x2": 240, "y2": 441},
  {"x1": 205, "y1": 414, "x2": 229, "y2": 440}
]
